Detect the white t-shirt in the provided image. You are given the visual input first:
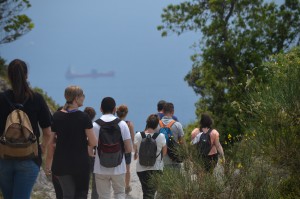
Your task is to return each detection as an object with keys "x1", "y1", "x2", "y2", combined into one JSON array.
[
  {"x1": 191, "y1": 132, "x2": 203, "y2": 145},
  {"x1": 93, "y1": 114, "x2": 131, "y2": 175},
  {"x1": 134, "y1": 131, "x2": 166, "y2": 172}
]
